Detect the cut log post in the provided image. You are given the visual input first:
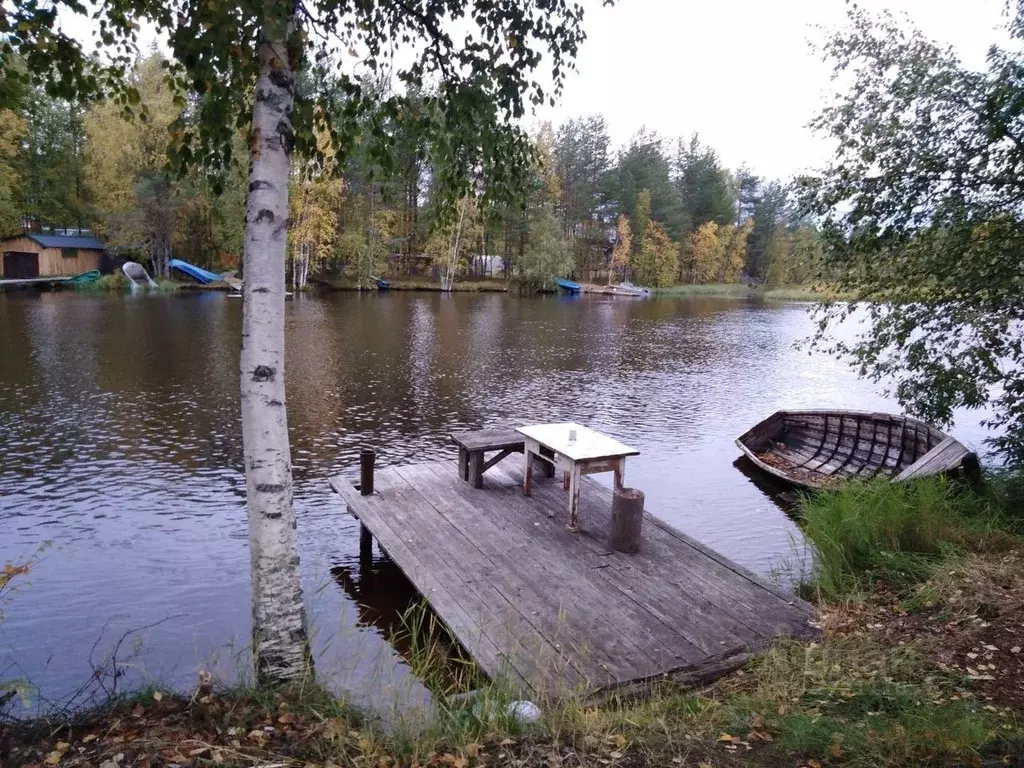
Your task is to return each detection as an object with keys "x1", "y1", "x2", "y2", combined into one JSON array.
[{"x1": 608, "y1": 487, "x2": 644, "y2": 554}]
